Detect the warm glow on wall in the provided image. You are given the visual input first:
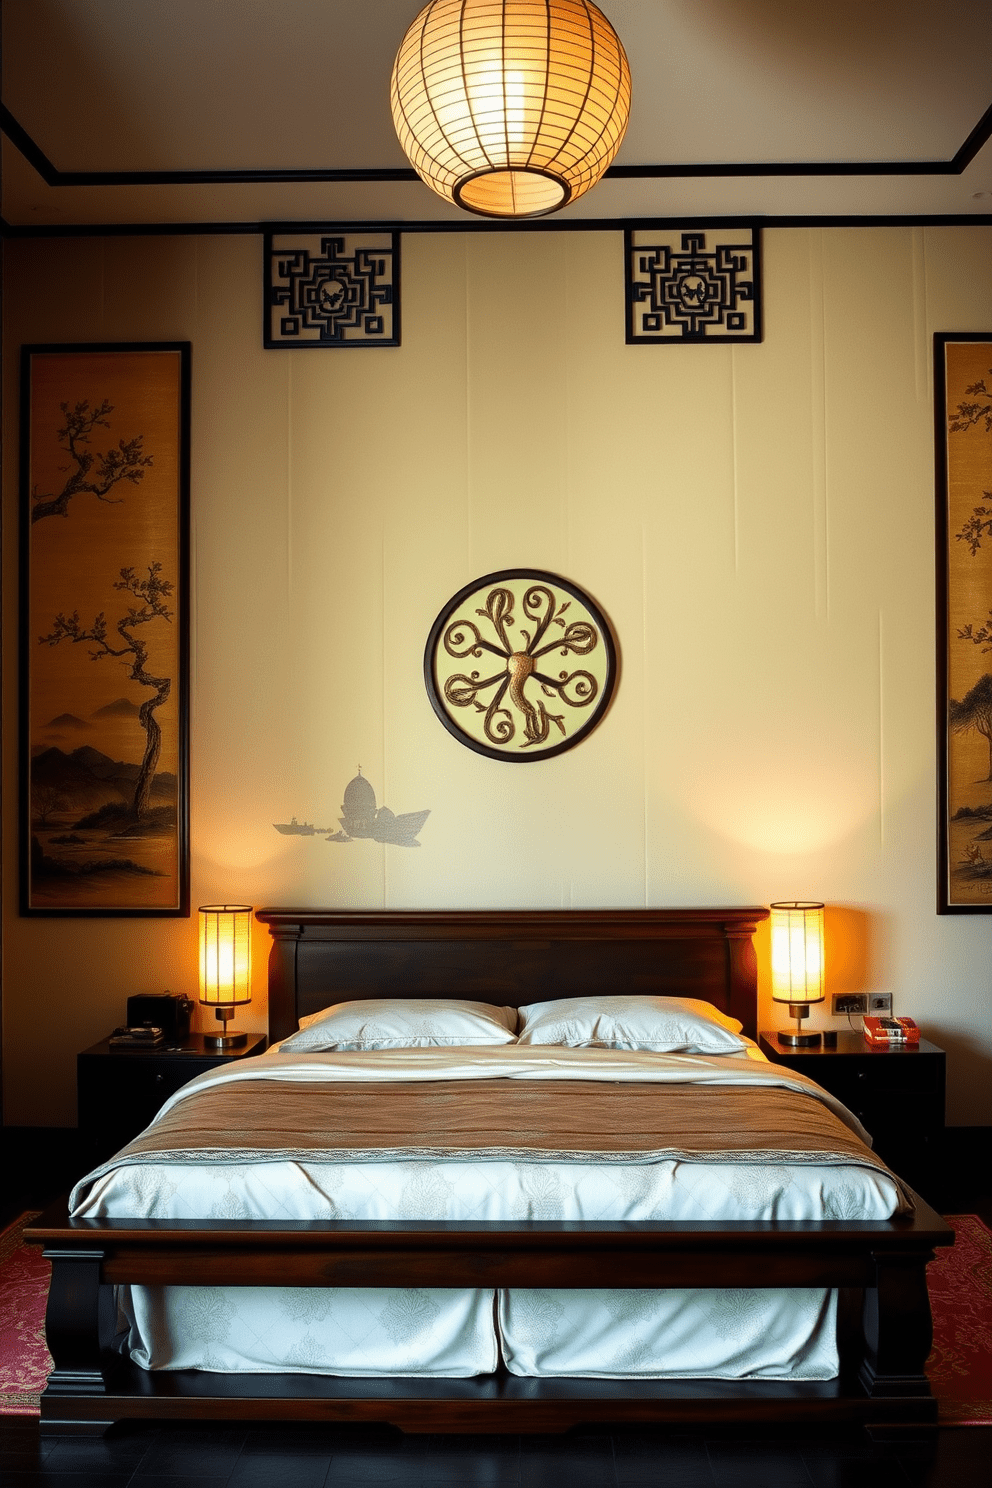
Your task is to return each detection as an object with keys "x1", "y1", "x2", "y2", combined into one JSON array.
[
  {"x1": 198, "y1": 904, "x2": 252, "y2": 1049},
  {"x1": 390, "y1": 0, "x2": 631, "y2": 218}
]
